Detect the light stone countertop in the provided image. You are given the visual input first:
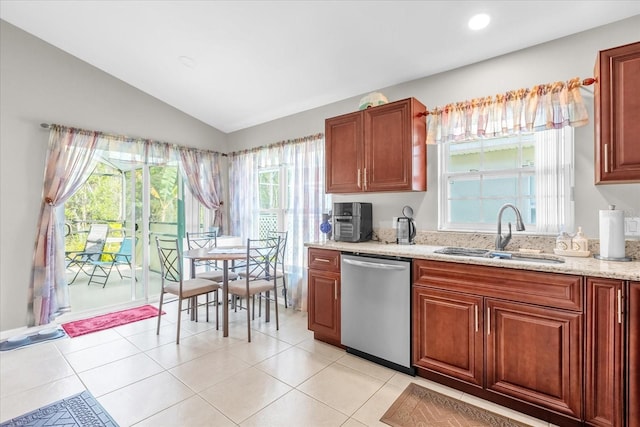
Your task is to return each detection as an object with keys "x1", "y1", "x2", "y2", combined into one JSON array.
[{"x1": 305, "y1": 240, "x2": 640, "y2": 281}]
